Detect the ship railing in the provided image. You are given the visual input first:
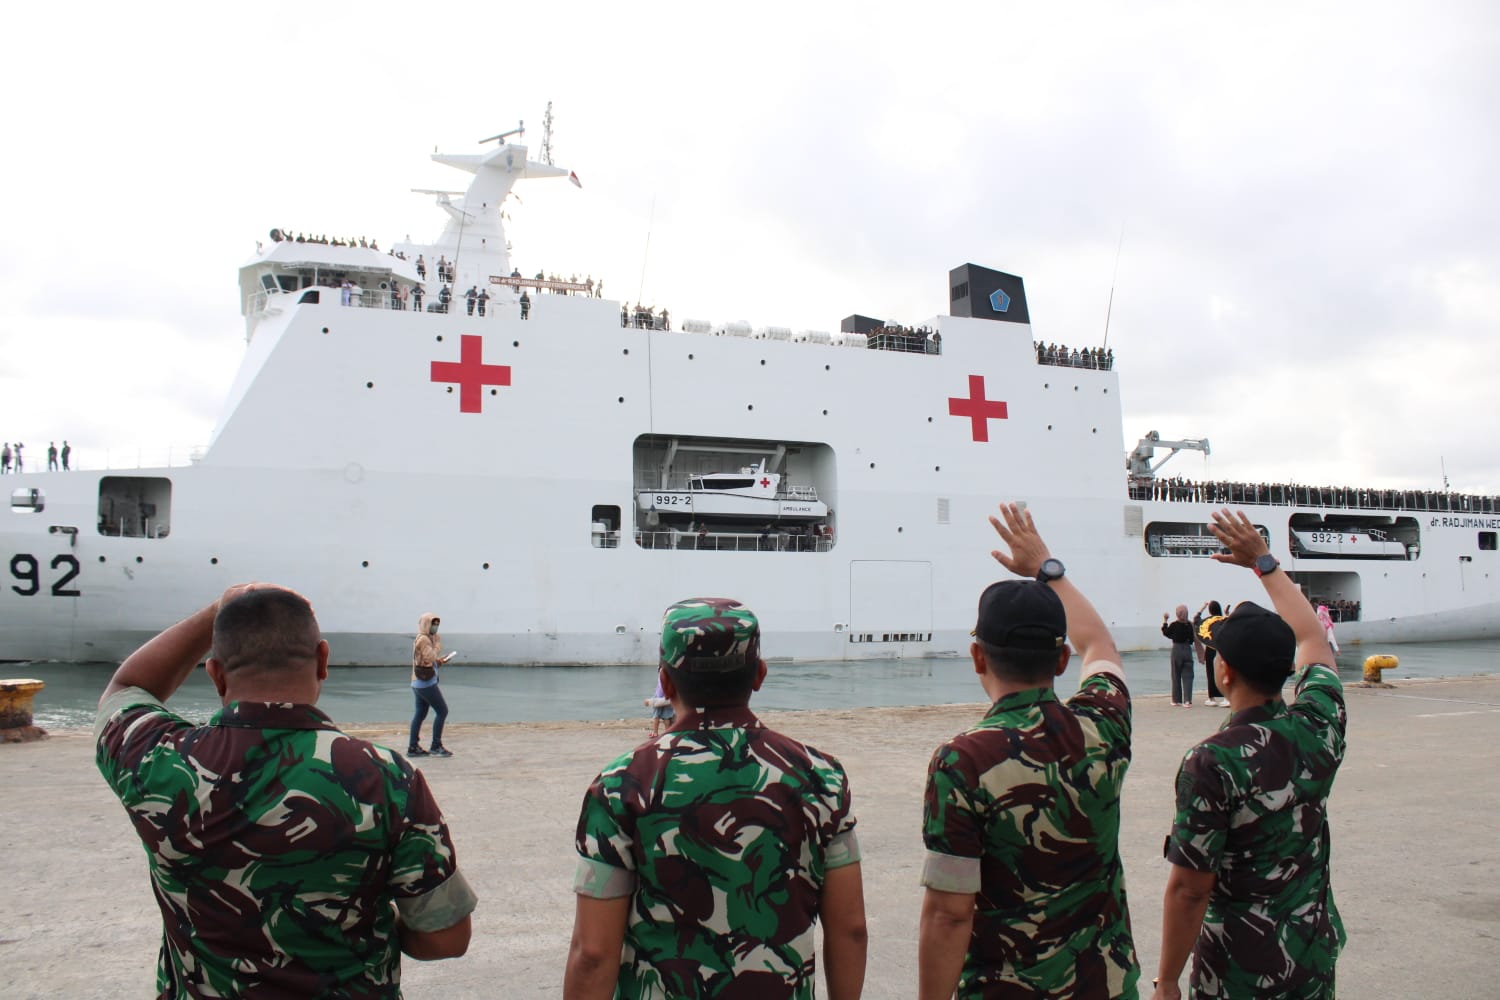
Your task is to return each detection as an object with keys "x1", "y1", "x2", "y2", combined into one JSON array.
[
  {"x1": 46, "y1": 445, "x2": 209, "y2": 472},
  {"x1": 634, "y1": 530, "x2": 831, "y2": 553},
  {"x1": 777, "y1": 485, "x2": 820, "y2": 501},
  {"x1": 1128, "y1": 479, "x2": 1500, "y2": 514}
]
